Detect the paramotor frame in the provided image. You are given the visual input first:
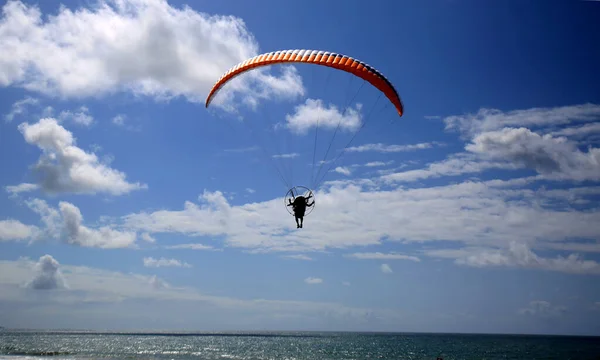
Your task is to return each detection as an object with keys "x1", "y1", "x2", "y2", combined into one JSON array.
[{"x1": 284, "y1": 186, "x2": 315, "y2": 217}]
